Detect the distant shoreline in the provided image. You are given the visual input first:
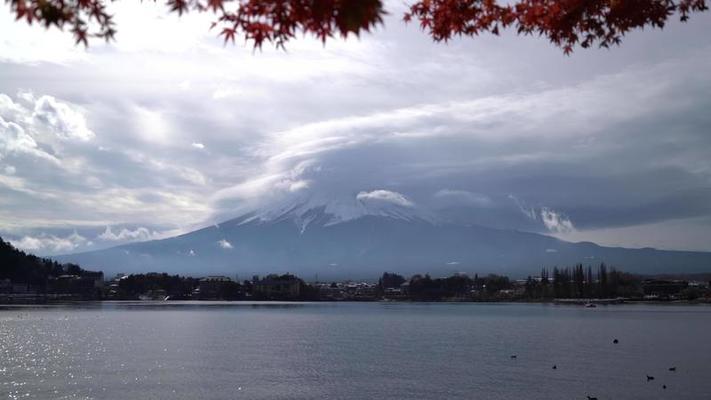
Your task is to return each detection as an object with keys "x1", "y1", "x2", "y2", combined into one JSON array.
[{"x1": 3, "y1": 298, "x2": 711, "y2": 307}]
